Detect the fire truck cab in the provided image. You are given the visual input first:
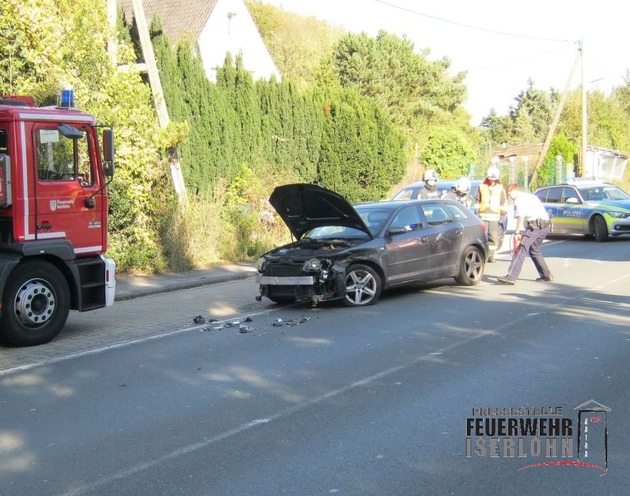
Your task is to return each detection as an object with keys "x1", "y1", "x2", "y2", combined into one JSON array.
[{"x1": 0, "y1": 94, "x2": 116, "y2": 346}]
